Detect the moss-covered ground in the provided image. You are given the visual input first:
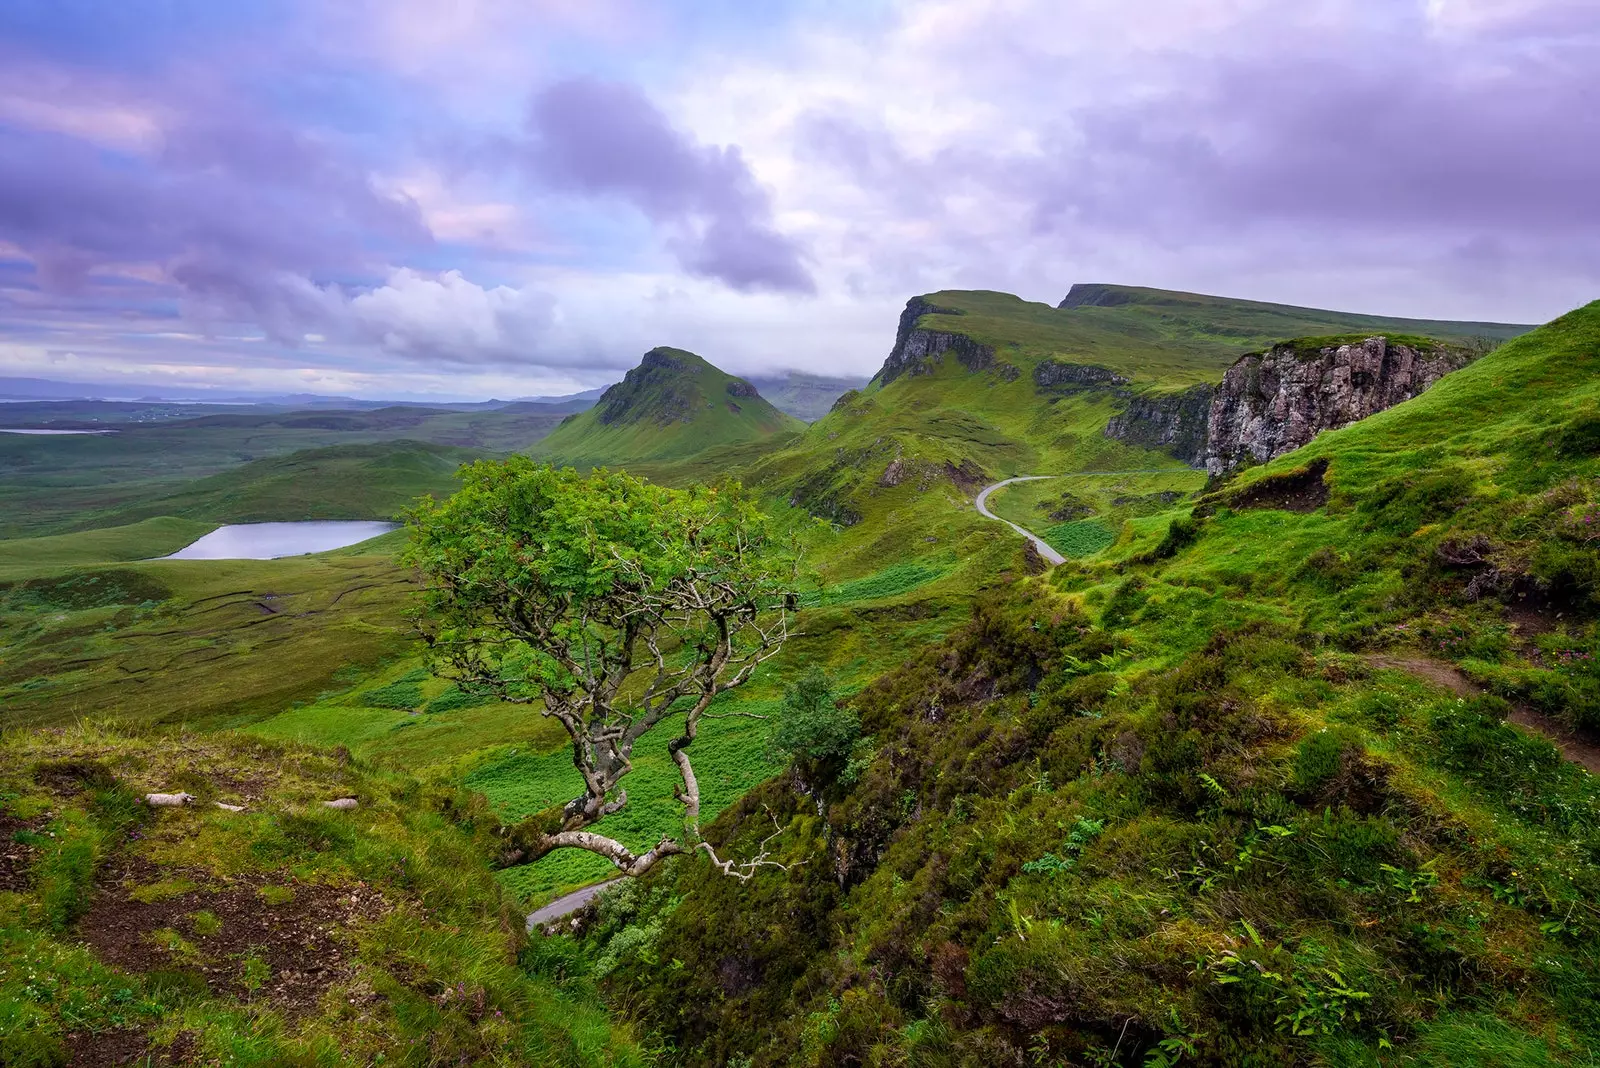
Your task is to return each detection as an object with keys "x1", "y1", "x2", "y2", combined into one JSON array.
[{"x1": 0, "y1": 727, "x2": 643, "y2": 1065}]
